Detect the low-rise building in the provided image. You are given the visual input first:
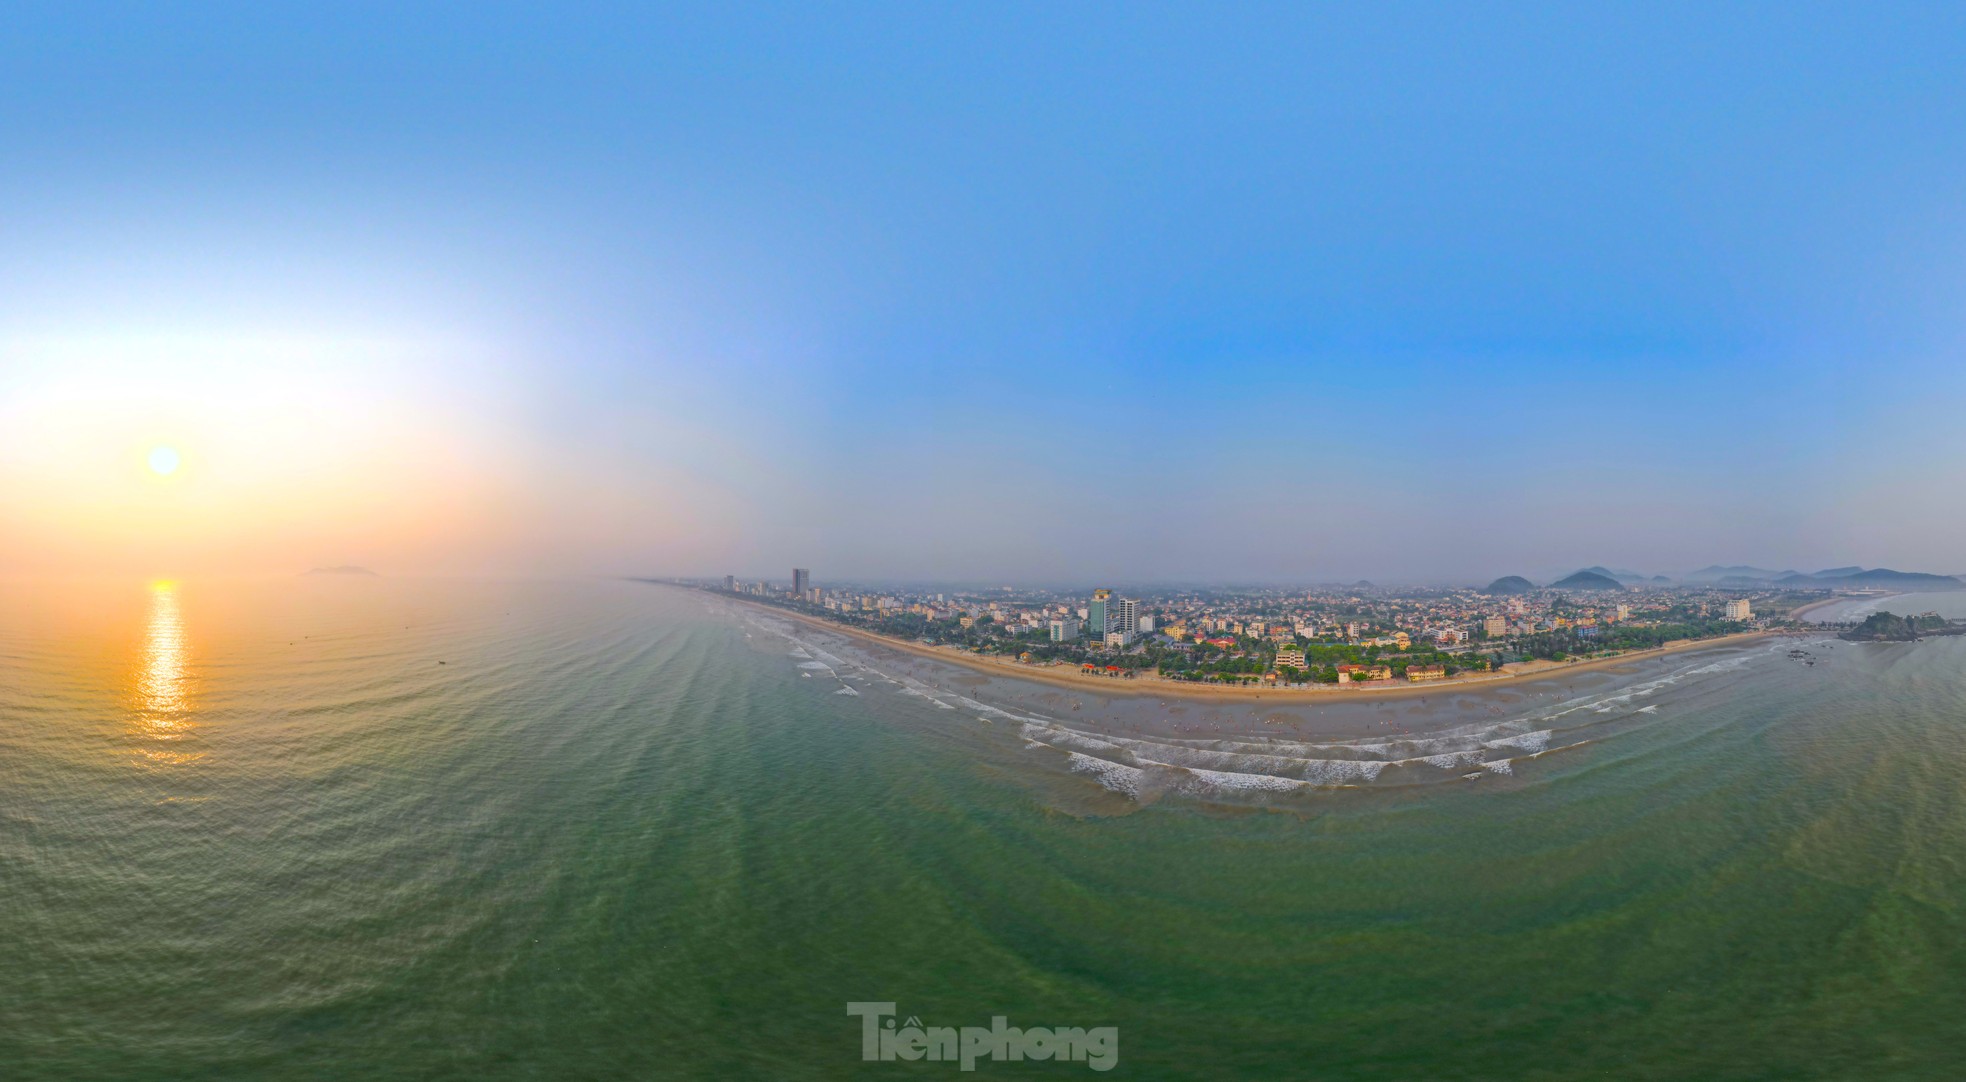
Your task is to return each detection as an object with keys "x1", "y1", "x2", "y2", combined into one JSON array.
[
  {"x1": 1336, "y1": 663, "x2": 1393, "y2": 683},
  {"x1": 1406, "y1": 664, "x2": 1447, "y2": 682}
]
